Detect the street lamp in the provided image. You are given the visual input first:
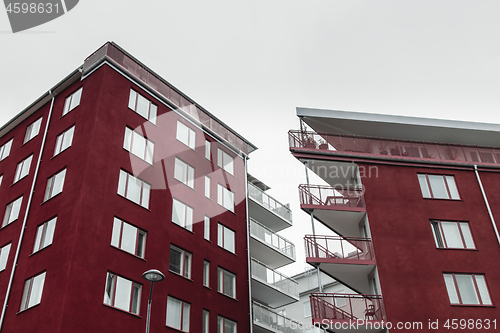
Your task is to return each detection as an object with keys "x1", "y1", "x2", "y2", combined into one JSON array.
[{"x1": 143, "y1": 269, "x2": 165, "y2": 333}]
